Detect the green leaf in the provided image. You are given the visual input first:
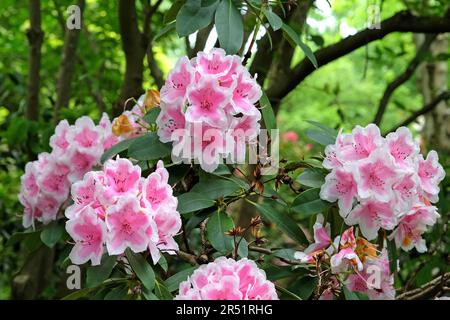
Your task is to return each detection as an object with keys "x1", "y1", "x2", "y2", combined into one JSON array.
[
  {"x1": 305, "y1": 120, "x2": 338, "y2": 137},
  {"x1": 176, "y1": 0, "x2": 219, "y2": 37},
  {"x1": 237, "y1": 238, "x2": 248, "y2": 258},
  {"x1": 101, "y1": 138, "x2": 135, "y2": 164},
  {"x1": 158, "y1": 254, "x2": 168, "y2": 273},
  {"x1": 289, "y1": 276, "x2": 317, "y2": 300},
  {"x1": 154, "y1": 279, "x2": 173, "y2": 300},
  {"x1": 296, "y1": 169, "x2": 325, "y2": 188},
  {"x1": 190, "y1": 177, "x2": 241, "y2": 199},
  {"x1": 86, "y1": 255, "x2": 117, "y2": 288},
  {"x1": 281, "y1": 23, "x2": 318, "y2": 68},
  {"x1": 272, "y1": 248, "x2": 297, "y2": 261},
  {"x1": 142, "y1": 288, "x2": 159, "y2": 300},
  {"x1": 125, "y1": 249, "x2": 155, "y2": 290},
  {"x1": 164, "y1": 0, "x2": 184, "y2": 23},
  {"x1": 262, "y1": 9, "x2": 282, "y2": 31},
  {"x1": 343, "y1": 286, "x2": 360, "y2": 300},
  {"x1": 7, "y1": 230, "x2": 41, "y2": 249},
  {"x1": 259, "y1": 92, "x2": 277, "y2": 131},
  {"x1": 306, "y1": 128, "x2": 336, "y2": 146},
  {"x1": 127, "y1": 132, "x2": 171, "y2": 161},
  {"x1": 153, "y1": 21, "x2": 176, "y2": 43},
  {"x1": 215, "y1": 0, "x2": 243, "y2": 54},
  {"x1": 177, "y1": 192, "x2": 216, "y2": 214},
  {"x1": 291, "y1": 188, "x2": 331, "y2": 218},
  {"x1": 165, "y1": 267, "x2": 197, "y2": 292},
  {"x1": 206, "y1": 210, "x2": 235, "y2": 253},
  {"x1": 61, "y1": 288, "x2": 93, "y2": 300},
  {"x1": 387, "y1": 238, "x2": 398, "y2": 275},
  {"x1": 247, "y1": 200, "x2": 307, "y2": 244},
  {"x1": 143, "y1": 108, "x2": 161, "y2": 124},
  {"x1": 104, "y1": 285, "x2": 129, "y2": 300},
  {"x1": 40, "y1": 221, "x2": 64, "y2": 248}
]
